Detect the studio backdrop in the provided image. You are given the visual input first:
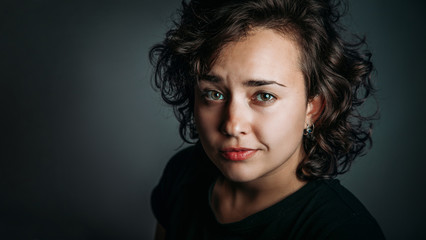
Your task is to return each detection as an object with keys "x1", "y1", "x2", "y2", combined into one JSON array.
[{"x1": 2, "y1": 0, "x2": 425, "y2": 239}]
